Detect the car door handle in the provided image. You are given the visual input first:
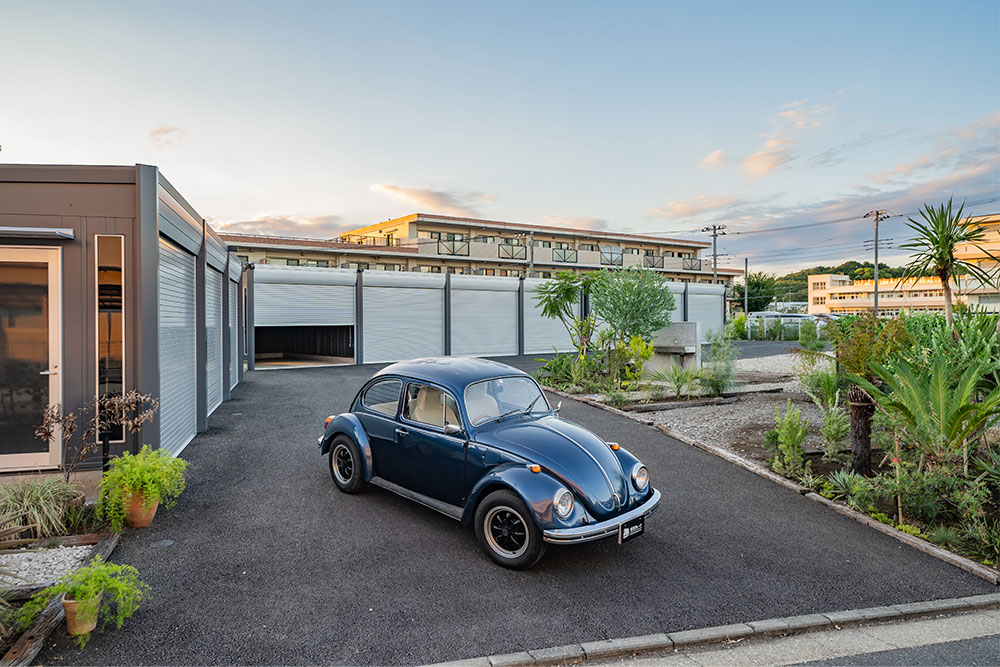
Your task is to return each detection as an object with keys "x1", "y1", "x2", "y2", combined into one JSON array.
[{"x1": 395, "y1": 427, "x2": 408, "y2": 436}]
